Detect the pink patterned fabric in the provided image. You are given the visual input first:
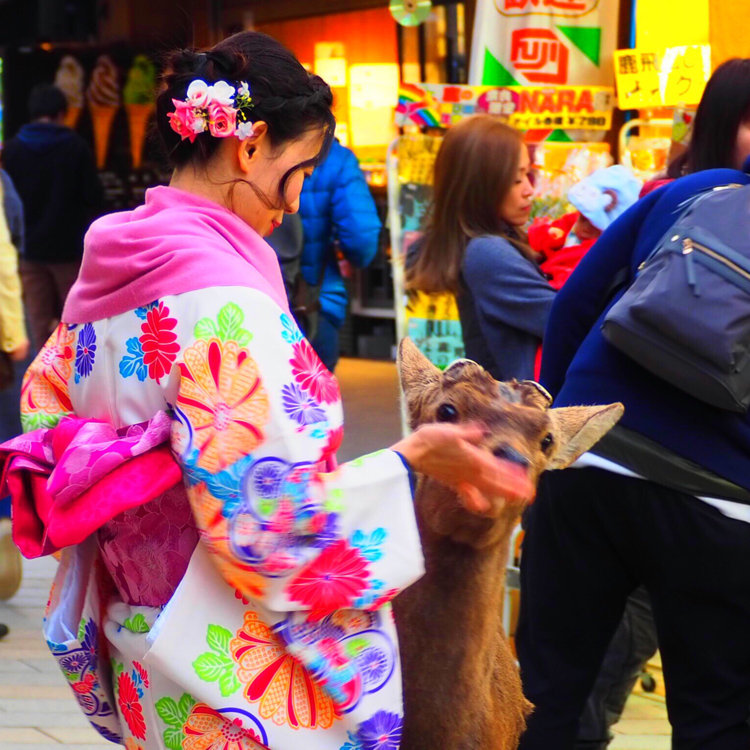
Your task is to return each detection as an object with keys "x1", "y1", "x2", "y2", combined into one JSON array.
[
  {"x1": 97, "y1": 485, "x2": 198, "y2": 607},
  {"x1": 0, "y1": 412, "x2": 182, "y2": 558},
  {"x1": 63, "y1": 186, "x2": 290, "y2": 324}
]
